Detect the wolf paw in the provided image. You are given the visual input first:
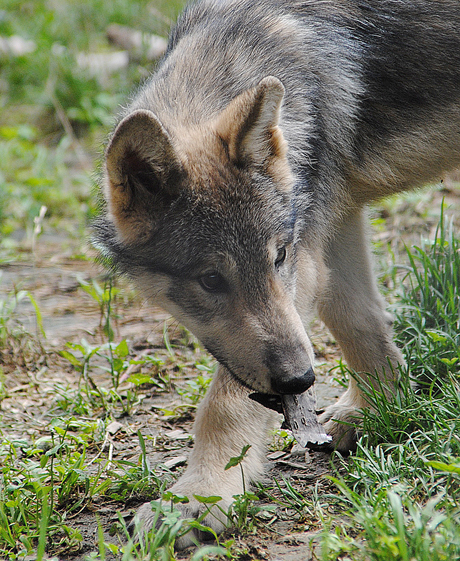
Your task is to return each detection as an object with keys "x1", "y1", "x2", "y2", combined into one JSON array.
[
  {"x1": 317, "y1": 400, "x2": 363, "y2": 453},
  {"x1": 131, "y1": 492, "x2": 232, "y2": 550}
]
